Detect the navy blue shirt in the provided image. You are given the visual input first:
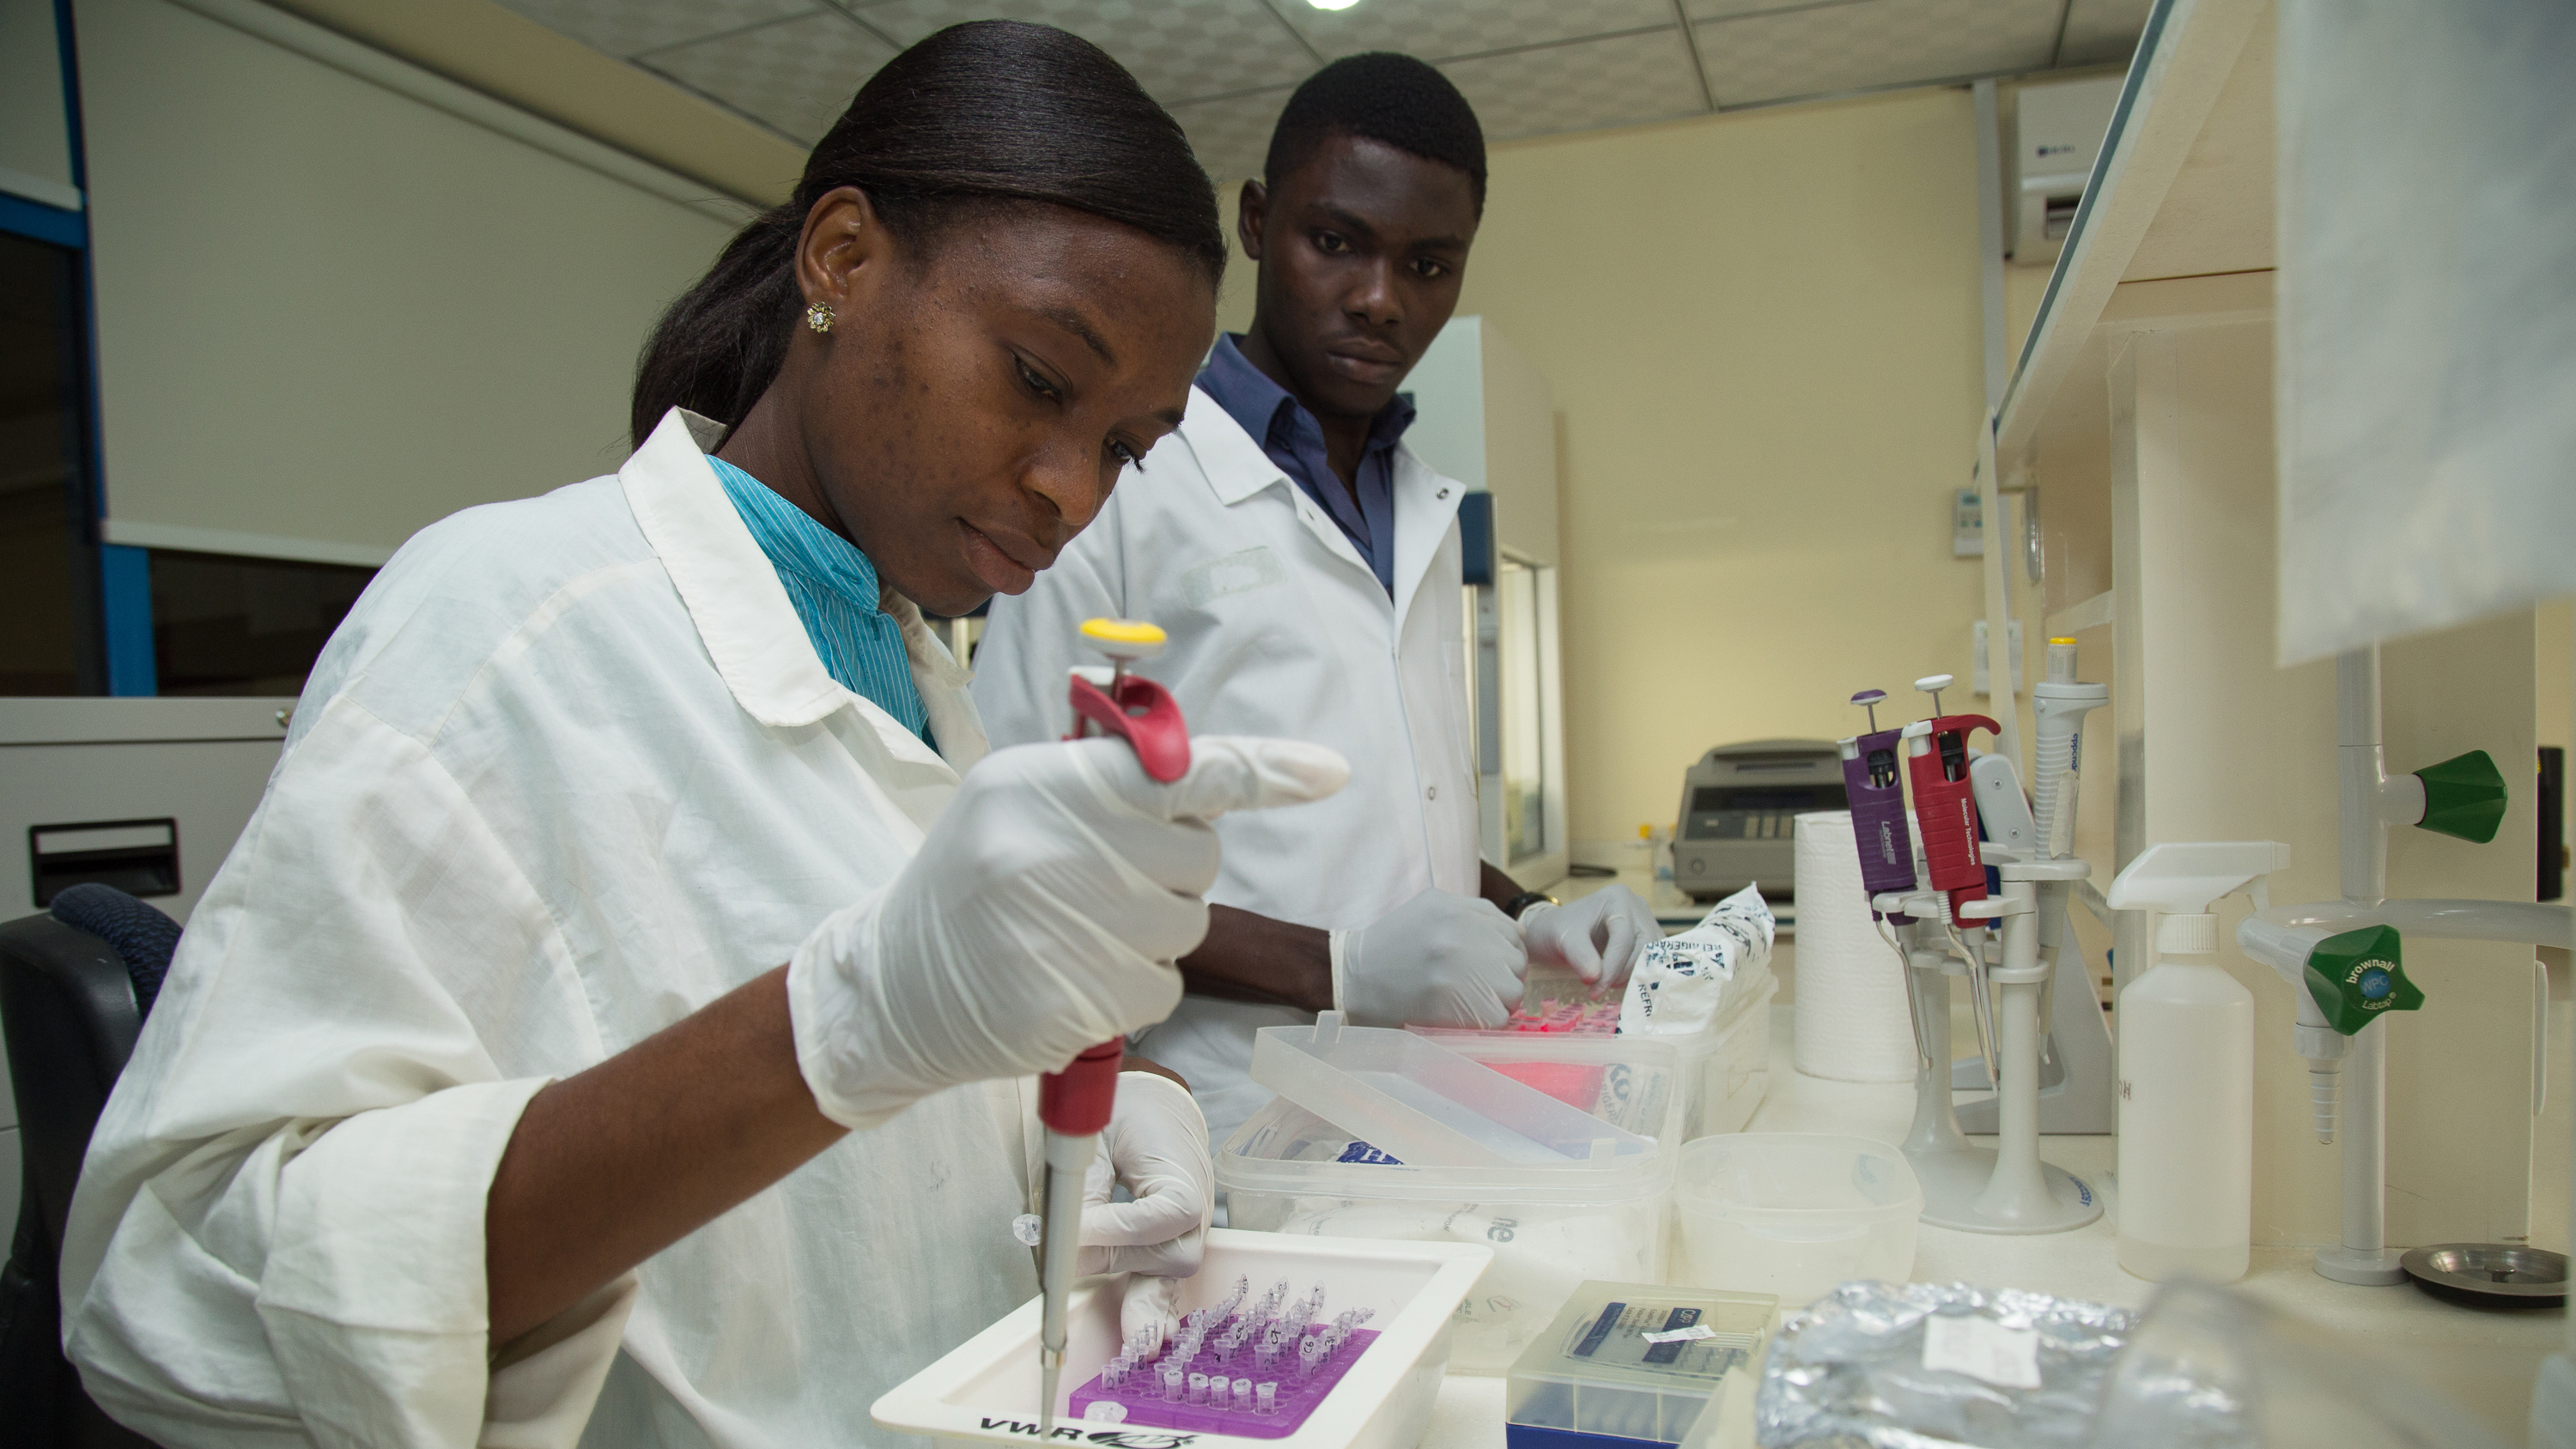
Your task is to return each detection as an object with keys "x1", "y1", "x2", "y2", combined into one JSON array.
[{"x1": 1195, "y1": 334, "x2": 1415, "y2": 597}]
